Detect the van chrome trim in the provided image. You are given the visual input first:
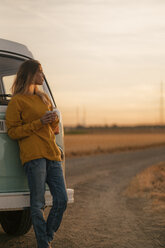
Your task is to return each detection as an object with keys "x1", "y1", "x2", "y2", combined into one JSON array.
[{"x1": 0, "y1": 189, "x2": 74, "y2": 211}]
